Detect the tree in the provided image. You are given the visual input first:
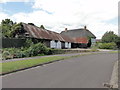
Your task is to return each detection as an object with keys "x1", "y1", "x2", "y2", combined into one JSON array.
[
  {"x1": 1, "y1": 19, "x2": 14, "y2": 38},
  {"x1": 0, "y1": 19, "x2": 25, "y2": 38},
  {"x1": 1, "y1": 19, "x2": 13, "y2": 25},
  {"x1": 40, "y1": 25, "x2": 45, "y2": 29},
  {"x1": 10, "y1": 22, "x2": 23, "y2": 38},
  {"x1": 114, "y1": 36, "x2": 120, "y2": 48},
  {"x1": 101, "y1": 31, "x2": 118, "y2": 43}
]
